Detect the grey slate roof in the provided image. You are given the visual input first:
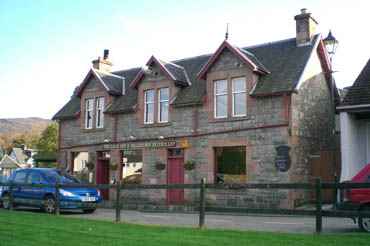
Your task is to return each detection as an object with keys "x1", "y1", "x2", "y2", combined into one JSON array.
[
  {"x1": 161, "y1": 60, "x2": 190, "y2": 86},
  {"x1": 53, "y1": 96, "x2": 81, "y2": 120},
  {"x1": 341, "y1": 59, "x2": 370, "y2": 107},
  {"x1": 53, "y1": 36, "x2": 319, "y2": 119},
  {"x1": 95, "y1": 70, "x2": 125, "y2": 95},
  {"x1": 250, "y1": 35, "x2": 319, "y2": 95}
]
